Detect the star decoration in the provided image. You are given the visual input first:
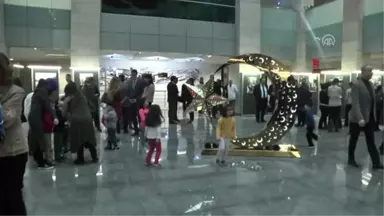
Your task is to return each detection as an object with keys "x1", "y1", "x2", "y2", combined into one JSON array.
[{"x1": 183, "y1": 81, "x2": 228, "y2": 115}]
